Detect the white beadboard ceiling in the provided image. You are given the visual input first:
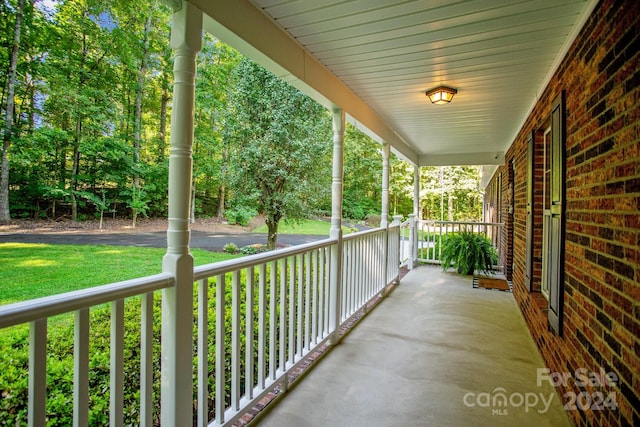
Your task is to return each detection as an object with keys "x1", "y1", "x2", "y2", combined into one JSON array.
[{"x1": 194, "y1": 0, "x2": 597, "y2": 166}]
